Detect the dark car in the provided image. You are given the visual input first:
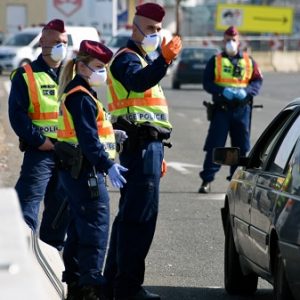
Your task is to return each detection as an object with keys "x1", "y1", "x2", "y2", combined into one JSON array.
[
  {"x1": 214, "y1": 99, "x2": 300, "y2": 300},
  {"x1": 171, "y1": 46, "x2": 219, "y2": 89}
]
